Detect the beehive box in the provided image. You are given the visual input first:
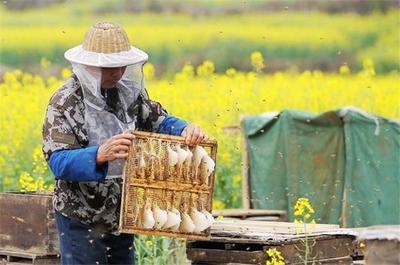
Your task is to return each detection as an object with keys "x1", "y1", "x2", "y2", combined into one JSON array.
[
  {"x1": 0, "y1": 192, "x2": 59, "y2": 256},
  {"x1": 119, "y1": 131, "x2": 217, "y2": 239},
  {"x1": 357, "y1": 225, "x2": 400, "y2": 265},
  {"x1": 187, "y1": 220, "x2": 356, "y2": 265}
]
